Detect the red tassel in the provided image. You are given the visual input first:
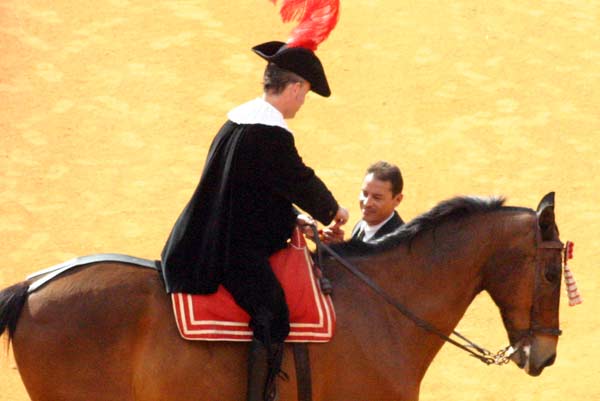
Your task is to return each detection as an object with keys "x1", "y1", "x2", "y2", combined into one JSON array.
[
  {"x1": 566, "y1": 241, "x2": 574, "y2": 260},
  {"x1": 563, "y1": 264, "x2": 582, "y2": 306},
  {"x1": 271, "y1": 0, "x2": 340, "y2": 51}
]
